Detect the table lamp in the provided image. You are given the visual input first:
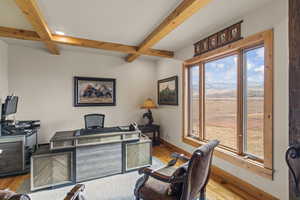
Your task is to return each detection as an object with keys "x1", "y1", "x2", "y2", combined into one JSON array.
[{"x1": 141, "y1": 98, "x2": 157, "y2": 126}]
